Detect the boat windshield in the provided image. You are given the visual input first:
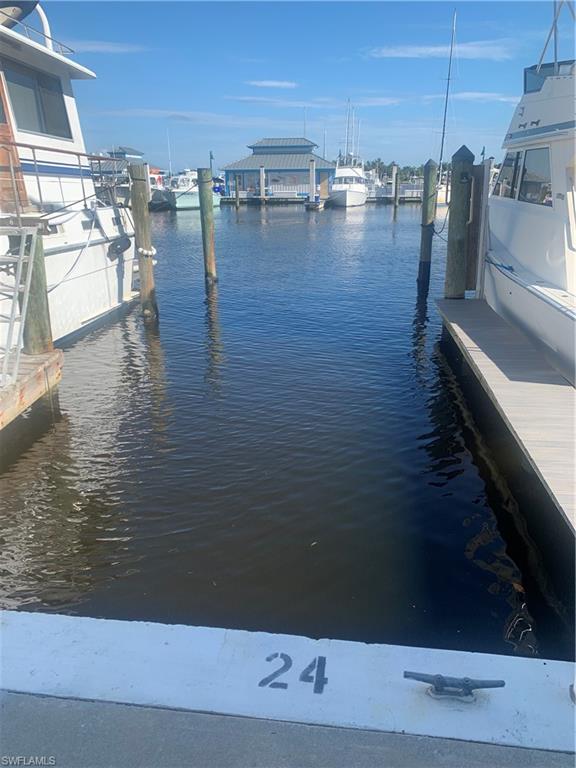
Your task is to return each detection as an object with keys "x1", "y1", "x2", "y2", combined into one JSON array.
[
  {"x1": 524, "y1": 60, "x2": 575, "y2": 93},
  {"x1": 335, "y1": 177, "x2": 365, "y2": 185}
]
